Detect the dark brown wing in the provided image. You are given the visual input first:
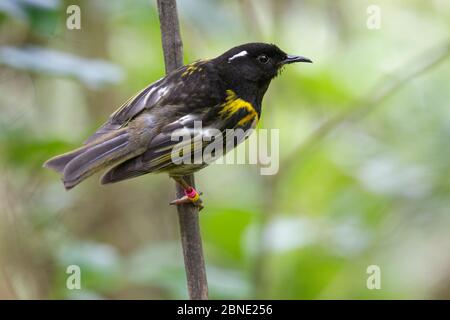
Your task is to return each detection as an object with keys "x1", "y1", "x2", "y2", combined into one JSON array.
[
  {"x1": 99, "y1": 111, "x2": 208, "y2": 183},
  {"x1": 85, "y1": 60, "x2": 222, "y2": 145},
  {"x1": 100, "y1": 105, "x2": 258, "y2": 184},
  {"x1": 83, "y1": 76, "x2": 167, "y2": 144}
]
